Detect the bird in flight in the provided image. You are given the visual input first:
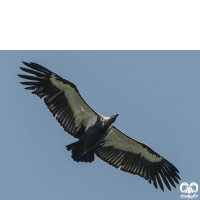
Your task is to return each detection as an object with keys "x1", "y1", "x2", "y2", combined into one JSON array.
[{"x1": 18, "y1": 62, "x2": 180, "y2": 191}]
